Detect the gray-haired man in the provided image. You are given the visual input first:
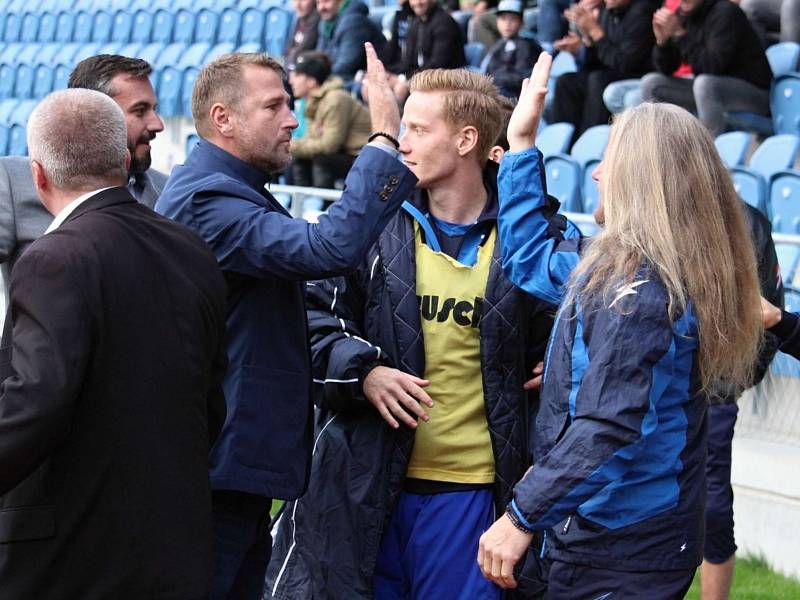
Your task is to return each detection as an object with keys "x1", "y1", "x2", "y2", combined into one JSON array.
[{"x1": 0, "y1": 88, "x2": 227, "y2": 599}]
